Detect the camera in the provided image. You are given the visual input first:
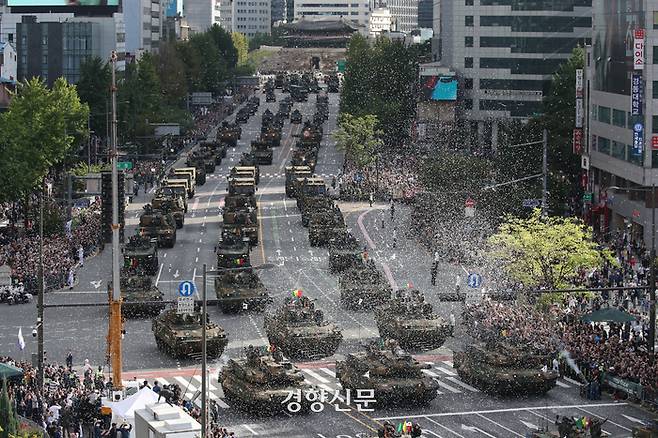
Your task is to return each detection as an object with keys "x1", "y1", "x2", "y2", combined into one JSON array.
[{"x1": 32, "y1": 328, "x2": 37, "y2": 337}]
